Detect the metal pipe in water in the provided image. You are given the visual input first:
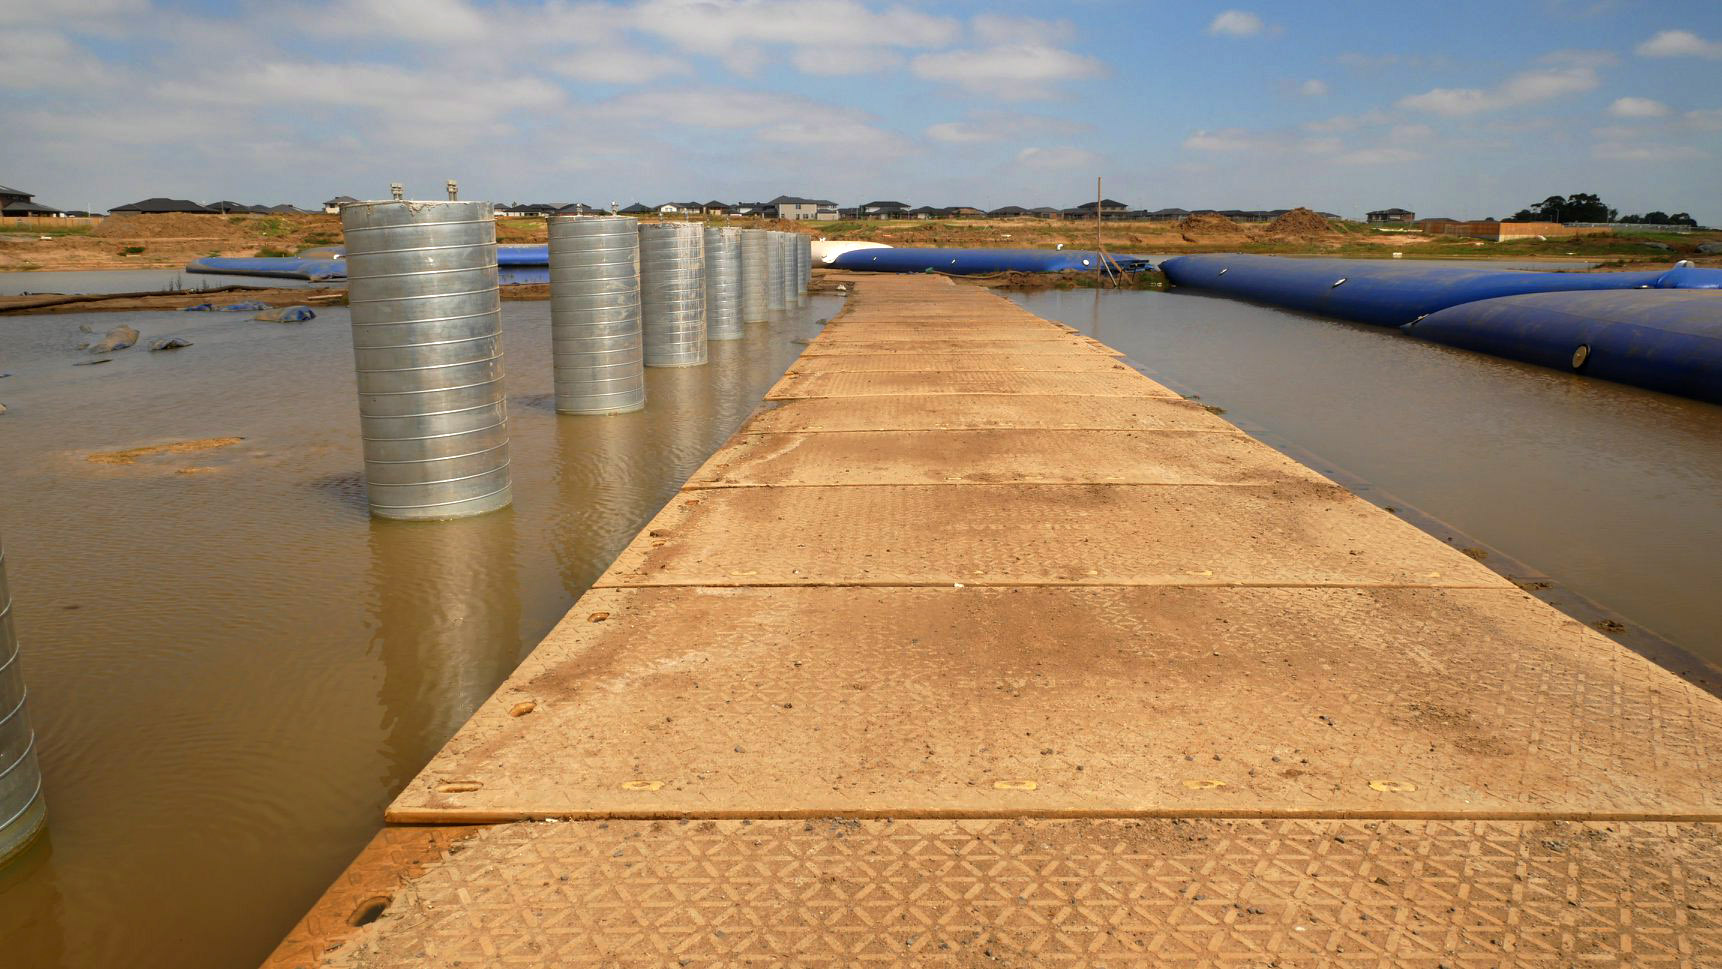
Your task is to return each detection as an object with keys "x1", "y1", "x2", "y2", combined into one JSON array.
[{"x1": 341, "y1": 199, "x2": 512, "y2": 520}]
